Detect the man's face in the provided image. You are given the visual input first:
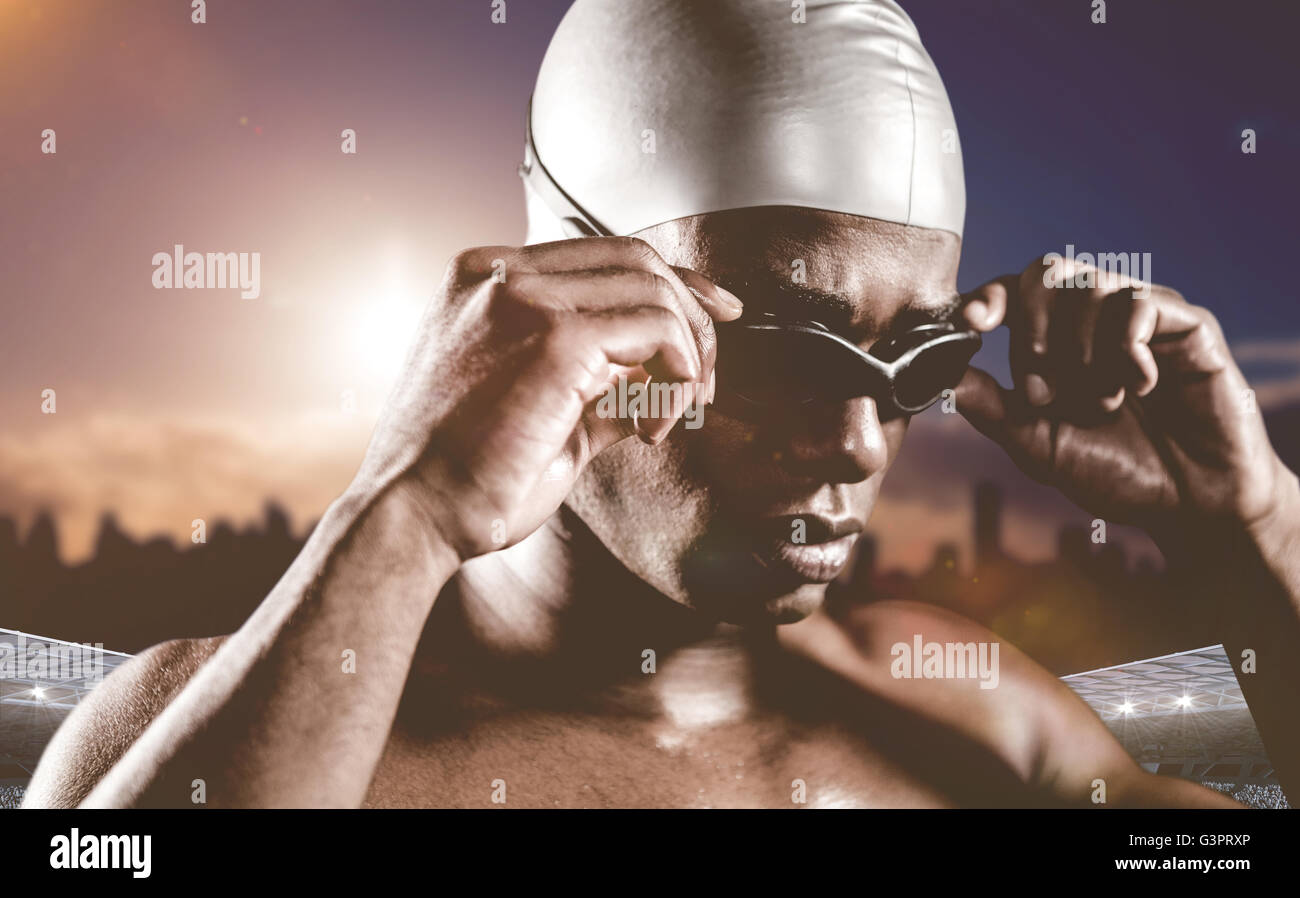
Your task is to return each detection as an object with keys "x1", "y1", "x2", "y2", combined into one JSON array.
[{"x1": 565, "y1": 206, "x2": 963, "y2": 624}]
